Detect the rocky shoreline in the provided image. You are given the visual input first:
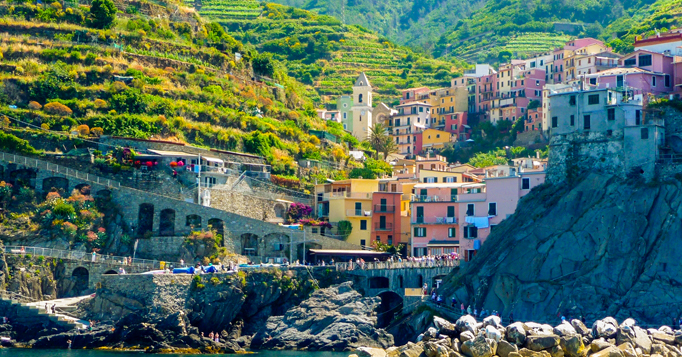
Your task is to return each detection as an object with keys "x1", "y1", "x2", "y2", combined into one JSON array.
[{"x1": 352, "y1": 314, "x2": 682, "y2": 357}]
